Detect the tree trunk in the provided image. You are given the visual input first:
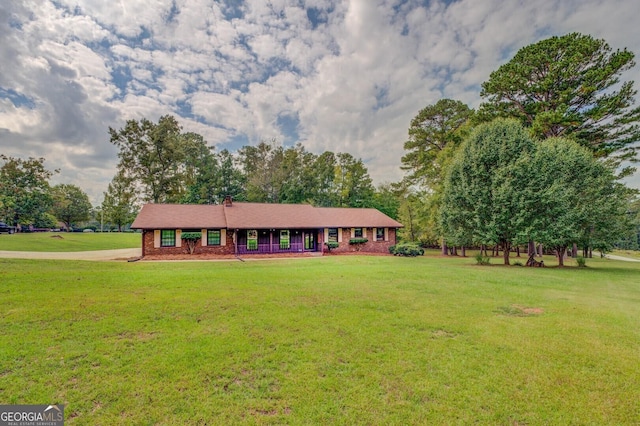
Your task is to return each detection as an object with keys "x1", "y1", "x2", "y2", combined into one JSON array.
[
  {"x1": 528, "y1": 240, "x2": 535, "y2": 255},
  {"x1": 571, "y1": 243, "x2": 578, "y2": 258},
  {"x1": 441, "y1": 240, "x2": 448, "y2": 256},
  {"x1": 461, "y1": 246, "x2": 466, "y2": 257},
  {"x1": 556, "y1": 246, "x2": 567, "y2": 267},
  {"x1": 502, "y1": 242, "x2": 511, "y2": 265},
  {"x1": 516, "y1": 246, "x2": 520, "y2": 257},
  {"x1": 451, "y1": 246, "x2": 457, "y2": 256},
  {"x1": 537, "y1": 244, "x2": 543, "y2": 257}
]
